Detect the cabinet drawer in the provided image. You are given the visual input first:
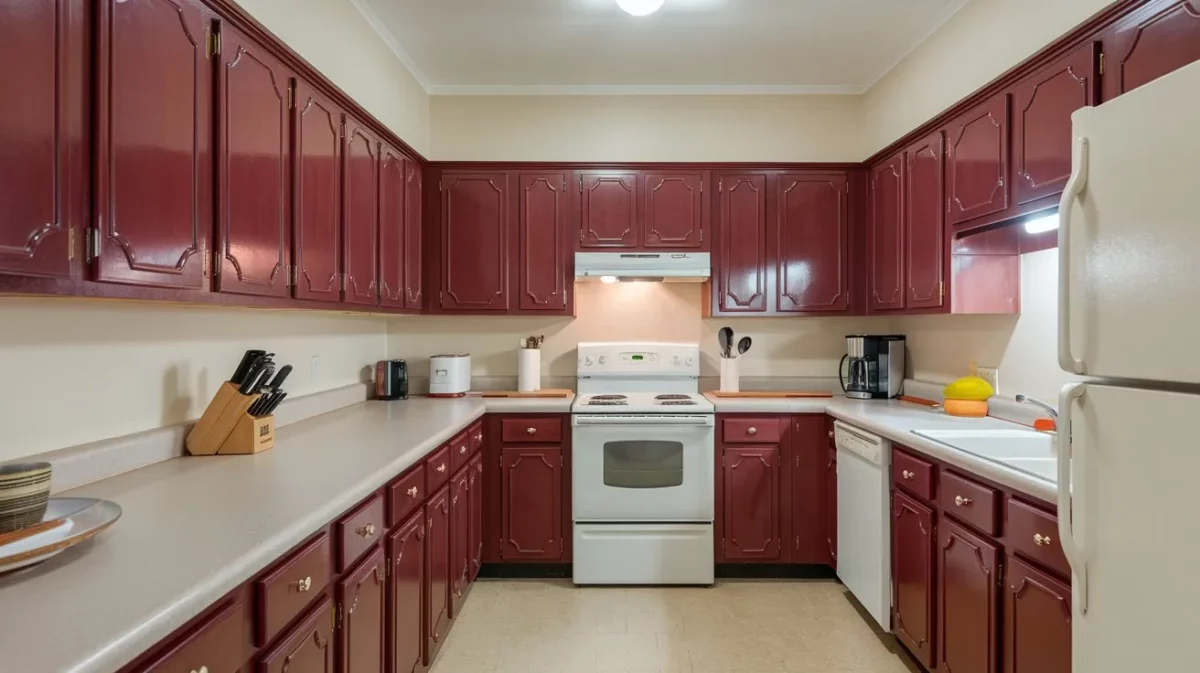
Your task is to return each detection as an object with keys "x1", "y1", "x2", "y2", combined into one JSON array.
[
  {"x1": 939, "y1": 471, "x2": 1000, "y2": 536},
  {"x1": 335, "y1": 494, "x2": 385, "y2": 572},
  {"x1": 501, "y1": 418, "x2": 562, "y2": 443},
  {"x1": 893, "y1": 447, "x2": 936, "y2": 501},
  {"x1": 140, "y1": 599, "x2": 249, "y2": 673},
  {"x1": 449, "y1": 428, "x2": 472, "y2": 474},
  {"x1": 426, "y1": 444, "x2": 452, "y2": 492},
  {"x1": 388, "y1": 465, "x2": 426, "y2": 527},
  {"x1": 469, "y1": 421, "x2": 485, "y2": 451},
  {"x1": 722, "y1": 418, "x2": 783, "y2": 444},
  {"x1": 1006, "y1": 498, "x2": 1070, "y2": 578},
  {"x1": 257, "y1": 595, "x2": 334, "y2": 673},
  {"x1": 254, "y1": 532, "x2": 331, "y2": 646}
]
